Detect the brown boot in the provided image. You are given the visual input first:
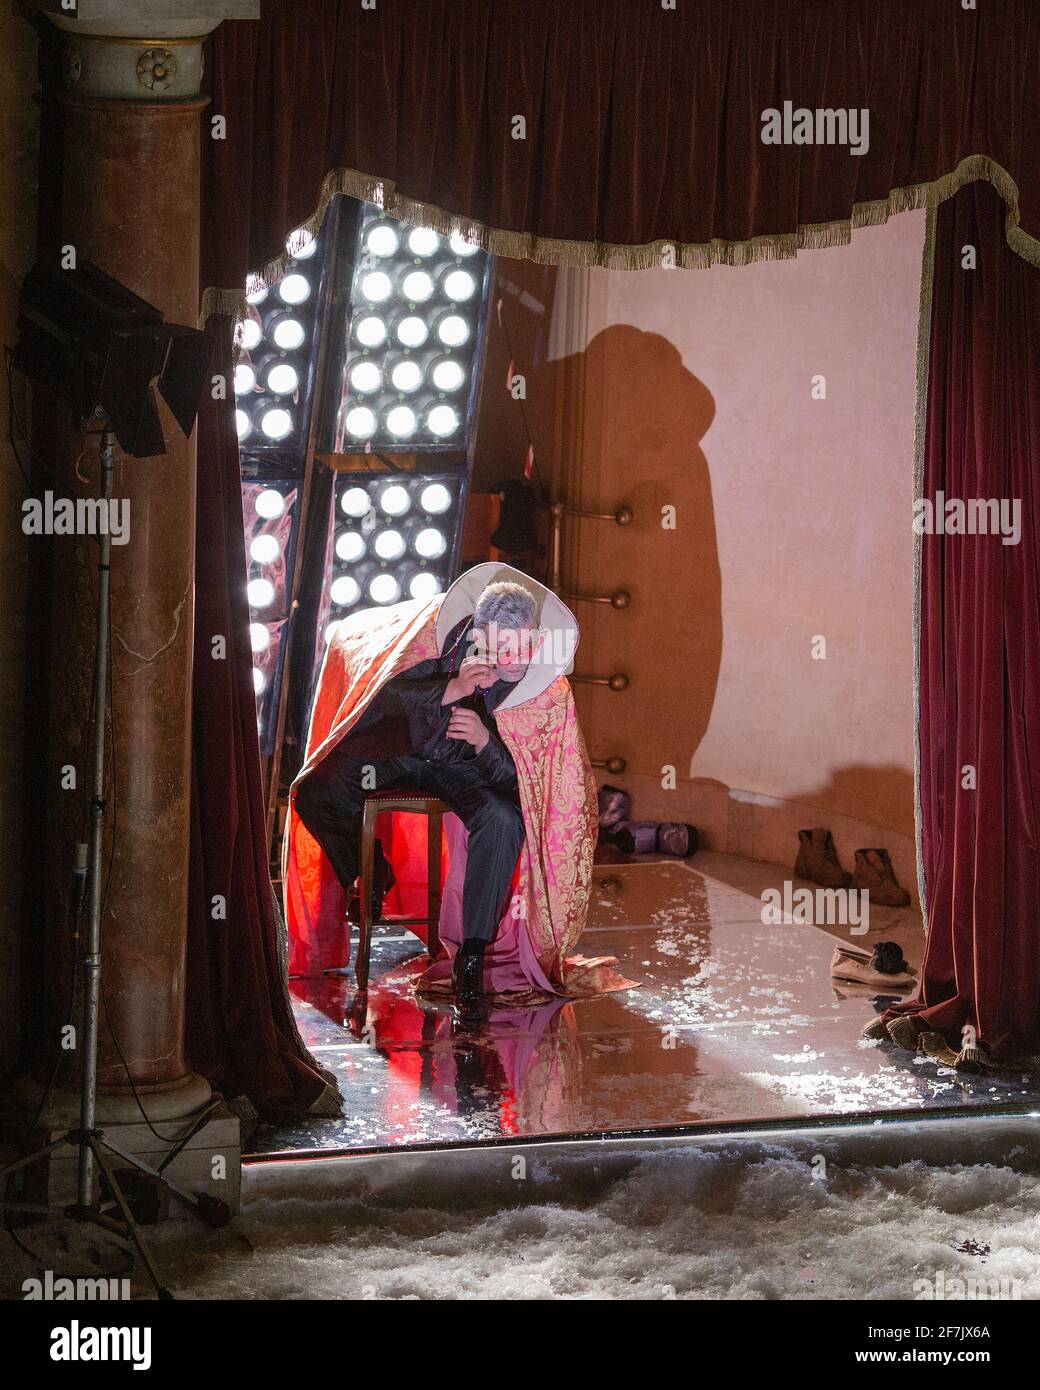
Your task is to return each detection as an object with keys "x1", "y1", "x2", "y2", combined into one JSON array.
[
  {"x1": 852, "y1": 848, "x2": 910, "y2": 907},
  {"x1": 795, "y1": 829, "x2": 852, "y2": 888}
]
